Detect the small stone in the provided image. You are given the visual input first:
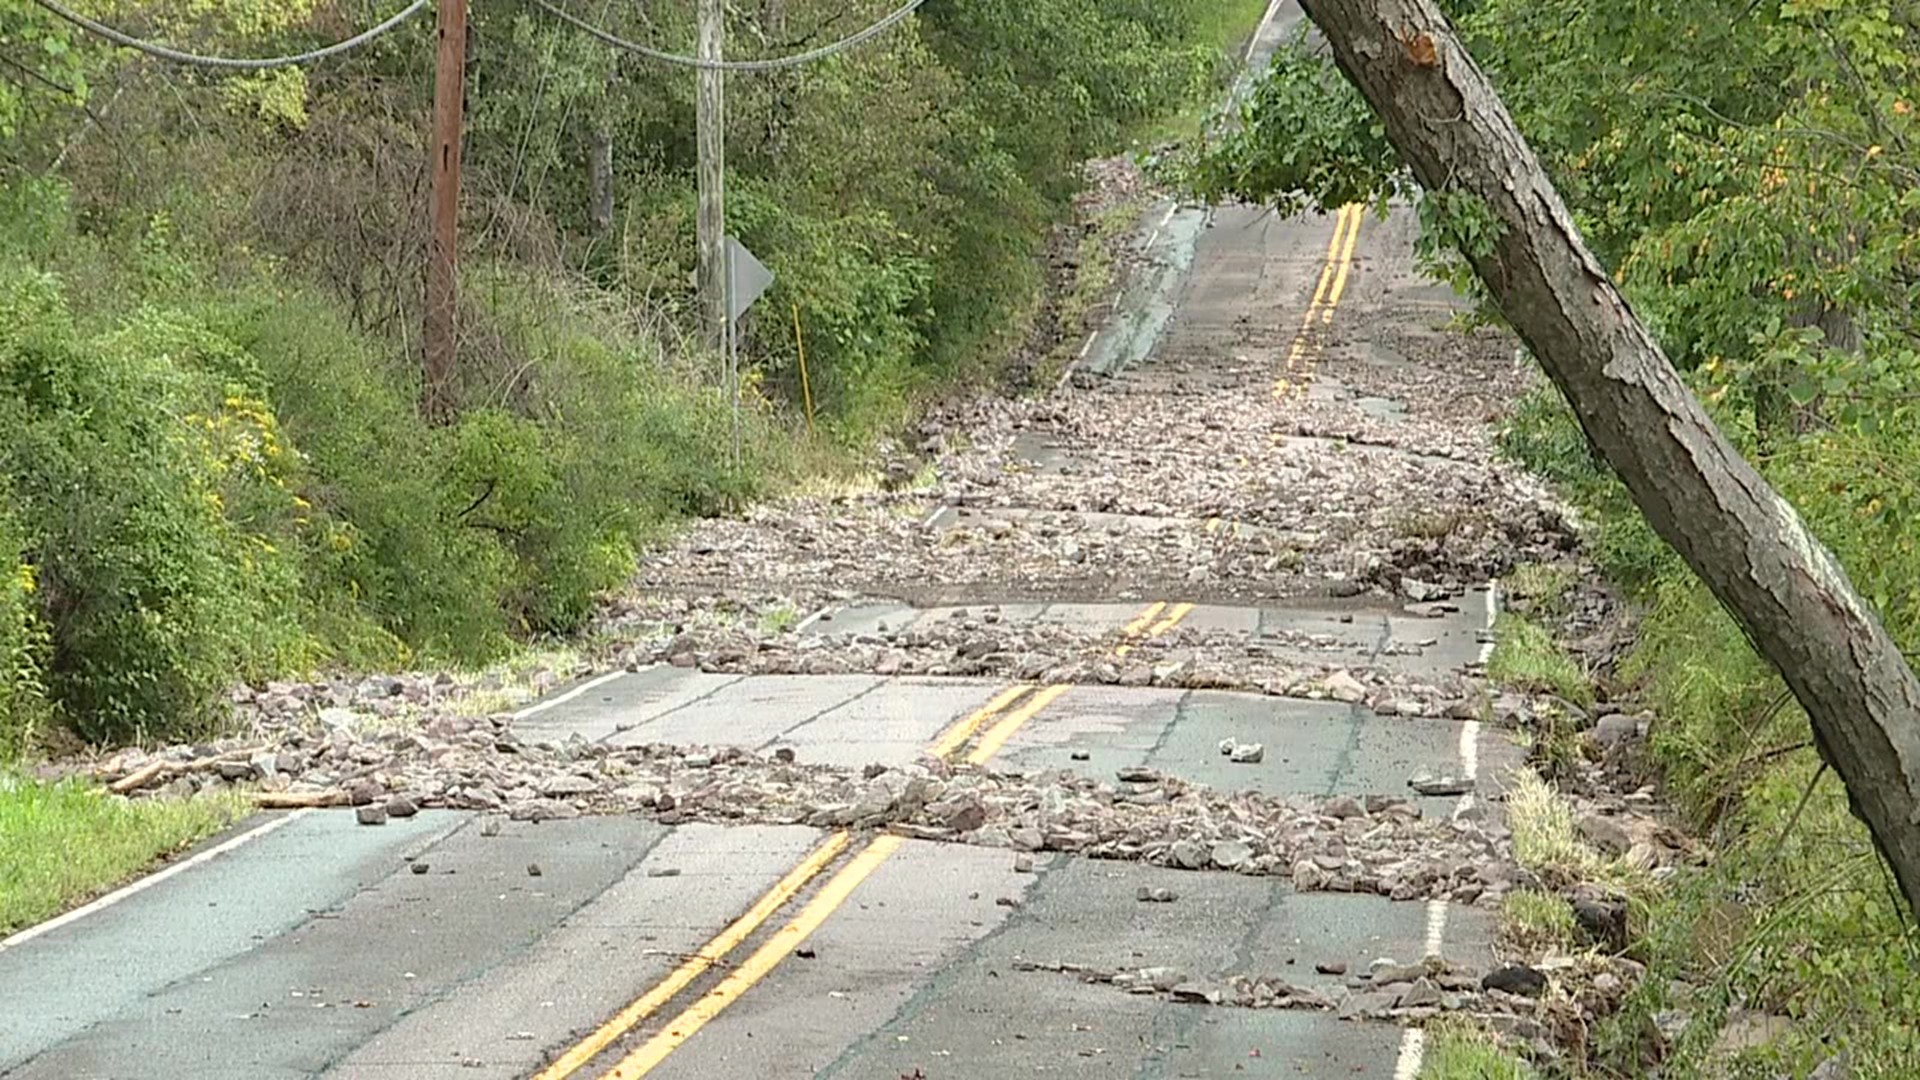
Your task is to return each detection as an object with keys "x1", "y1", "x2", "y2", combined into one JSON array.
[
  {"x1": 928, "y1": 792, "x2": 987, "y2": 832},
  {"x1": 1217, "y1": 738, "x2": 1237, "y2": 756},
  {"x1": 1577, "y1": 812, "x2": 1632, "y2": 855},
  {"x1": 527, "y1": 863, "x2": 543, "y2": 878},
  {"x1": 1482, "y1": 964, "x2": 1547, "y2": 997},
  {"x1": 1136, "y1": 886, "x2": 1177, "y2": 903},
  {"x1": 1592, "y1": 713, "x2": 1644, "y2": 748},
  {"x1": 409, "y1": 862, "x2": 429, "y2": 875},
  {"x1": 1315, "y1": 961, "x2": 1348, "y2": 976},
  {"x1": 1398, "y1": 978, "x2": 1444, "y2": 1009},
  {"x1": 1228, "y1": 743, "x2": 1265, "y2": 764},
  {"x1": 1573, "y1": 896, "x2": 1629, "y2": 949},
  {"x1": 647, "y1": 867, "x2": 682, "y2": 878},
  {"x1": 1409, "y1": 775, "x2": 1473, "y2": 796},
  {"x1": 772, "y1": 747, "x2": 796, "y2": 764},
  {"x1": 1810, "y1": 1053, "x2": 1853, "y2": 1080},
  {"x1": 1336, "y1": 991, "x2": 1399, "y2": 1020},
  {"x1": 995, "y1": 896, "x2": 1021, "y2": 908},
  {"x1": 1369, "y1": 960, "x2": 1427, "y2": 985},
  {"x1": 356, "y1": 803, "x2": 388, "y2": 826},
  {"x1": 1014, "y1": 854, "x2": 1035, "y2": 873},
  {"x1": 385, "y1": 796, "x2": 419, "y2": 819},
  {"x1": 1211, "y1": 840, "x2": 1254, "y2": 870},
  {"x1": 1140, "y1": 967, "x2": 1186, "y2": 992},
  {"x1": 1069, "y1": 750, "x2": 1091, "y2": 761},
  {"x1": 1292, "y1": 859, "x2": 1329, "y2": 890},
  {"x1": 539, "y1": 774, "x2": 599, "y2": 797},
  {"x1": 1323, "y1": 795, "x2": 1367, "y2": 819},
  {"x1": 1170, "y1": 983, "x2": 1220, "y2": 1004},
  {"x1": 1171, "y1": 840, "x2": 1209, "y2": 870},
  {"x1": 479, "y1": 817, "x2": 502, "y2": 837},
  {"x1": 1402, "y1": 578, "x2": 1448, "y2": 603},
  {"x1": 1322, "y1": 670, "x2": 1368, "y2": 703}
]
